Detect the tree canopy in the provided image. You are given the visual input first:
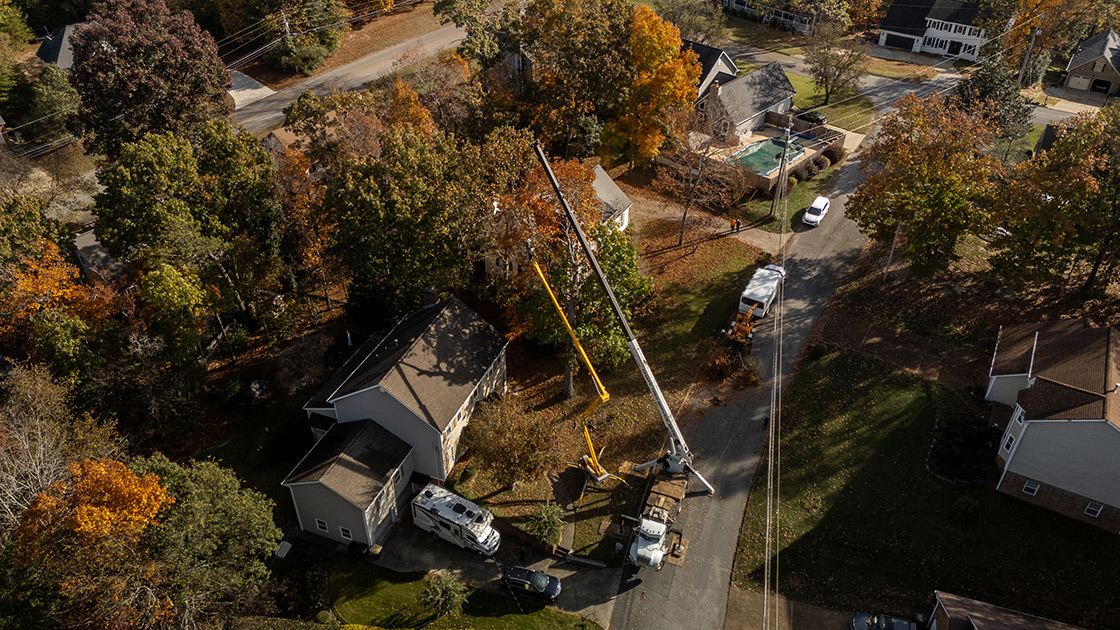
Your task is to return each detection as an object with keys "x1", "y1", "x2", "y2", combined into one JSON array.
[
  {"x1": 846, "y1": 93, "x2": 1001, "y2": 275},
  {"x1": 69, "y1": 0, "x2": 232, "y2": 158}
]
